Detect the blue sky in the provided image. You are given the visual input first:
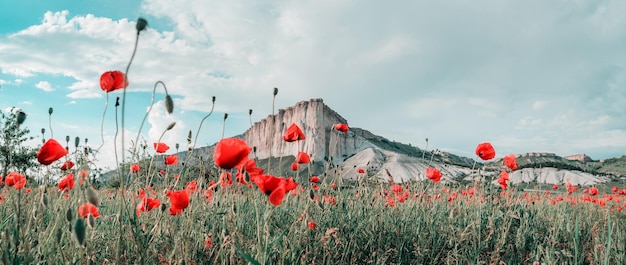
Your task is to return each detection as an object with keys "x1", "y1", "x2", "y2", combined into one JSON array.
[{"x1": 1, "y1": 0, "x2": 626, "y2": 170}]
